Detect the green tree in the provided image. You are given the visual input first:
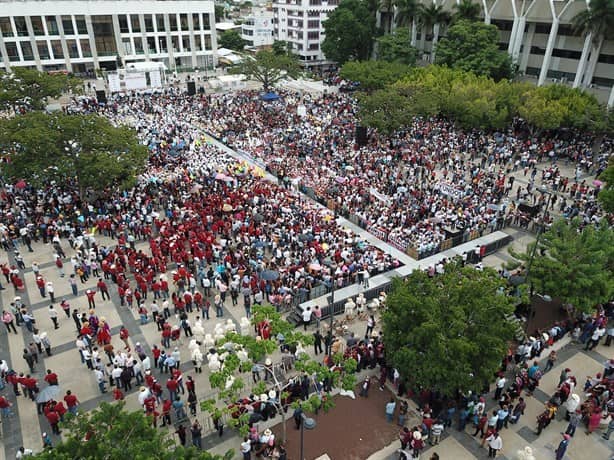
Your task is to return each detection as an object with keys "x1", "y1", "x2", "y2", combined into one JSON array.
[
  {"x1": 356, "y1": 87, "x2": 413, "y2": 134},
  {"x1": 453, "y1": 0, "x2": 481, "y2": 22},
  {"x1": 375, "y1": 28, "x2": 418, "y2": 65},
  {"x1": 0, "y1": 112, "x2": 148, "y2": 199},
  {"x1": 0, "y1": 67, "x2": 81, "y2": 111},
  {"x1": 215, "y1": 5, "x2": 226, "y2": 21},
  {"x1": 572, "y1": 0, "x2": 614, "y2": 86},
  {"x1": 340, "y1": 60, "x2": 411, "y2": 92},
  {"x1": 200, "y1": 305, "x2": 356, "y2": 444},
  {"x1": 435, "y1": 19, "x2": 513, "y2": 80},
  {"x1": 218, "y1": 29, "x2": 246, "y2": 51},
  {"x1": 231, "y1": 49, "x2": 301, "y2": 91},
  {"x1": 394, "y1": 0, "x2": 419, "y2": 46},
  {"x1": 322, "y1": 0, "x2": 376, "y2": 64},
  {"x1": 416, "y1": 2, "x2": 451, "y2": 57},
  {"x1": 510, "y1": 218, "x2": 614, "y2": 313},
  {"x1": 272, "y1": 40, "x2": 292, "y2": 56},
  {"x1": 33, "y1": 401, "x2": 232, "y2": 460},
  {"x1": 382, "y1": 264, "x2": 515, "y2": 396},
  {"x1": 598, "y1": 156, "x2": 614, "y2": 213}
]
